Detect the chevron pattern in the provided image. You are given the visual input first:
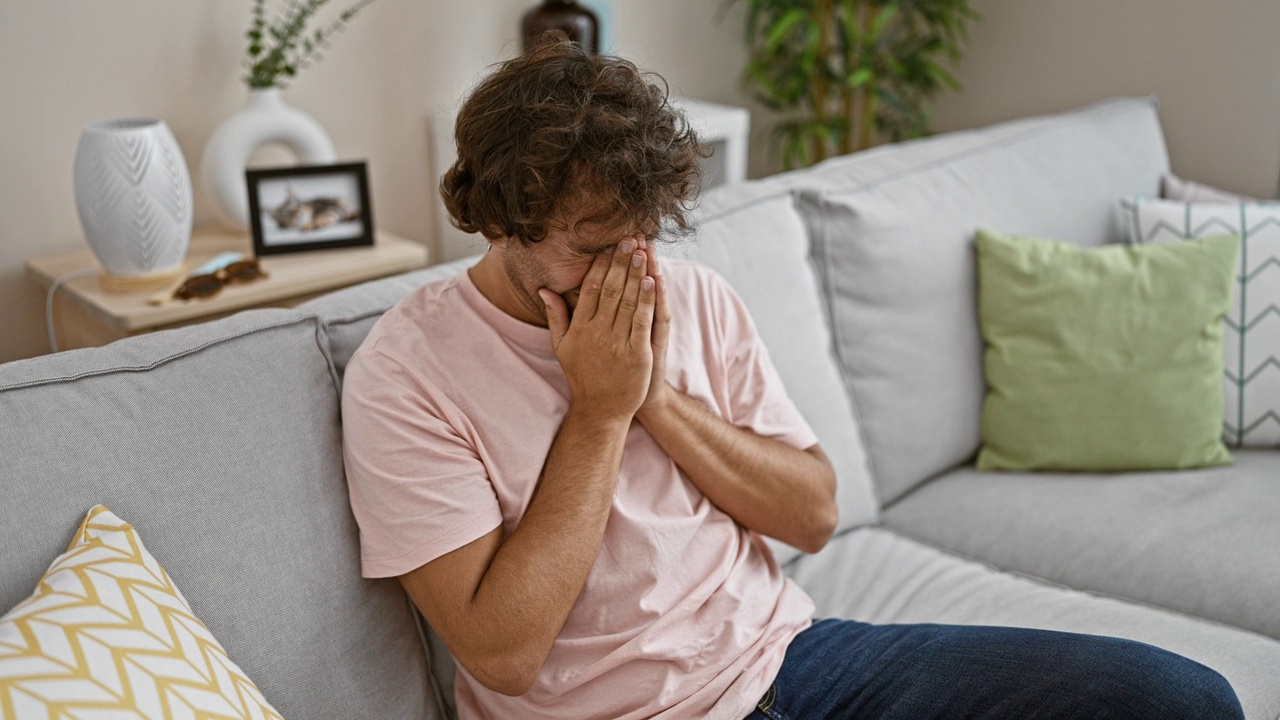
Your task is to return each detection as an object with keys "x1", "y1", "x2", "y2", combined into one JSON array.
[
  {"x1": 1122, "y1": 197, "x2": 1280, "y2": 447},
  {"x1": 73, "y1": 121, "x2": 192, "y2": 276},
  {"x1": 0, "y1": 506, "x2": 282, "y2": 719}
]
